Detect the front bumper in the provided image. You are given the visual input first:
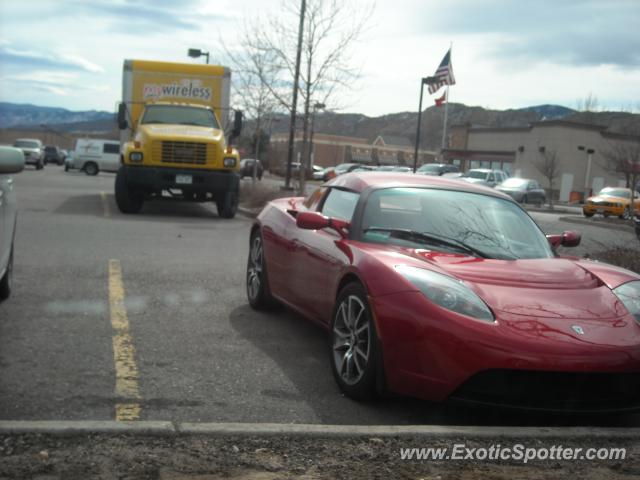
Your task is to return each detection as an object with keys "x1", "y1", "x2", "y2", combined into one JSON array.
[
  {"x1": 371, "y1": 291, "x2": 640, "y2": 412},
  {"x1": 121, "y1": 165, "x2": 239, "y2": 195}
]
